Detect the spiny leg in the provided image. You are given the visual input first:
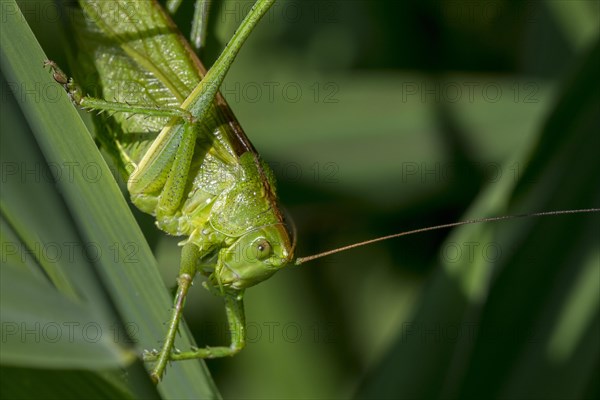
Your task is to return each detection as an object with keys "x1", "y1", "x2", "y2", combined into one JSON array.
[
  {"x1": 78, "y1": 97, "x2": 196, "y2": 122},
  {"x1": 44, "y1": 60, "x2": 195, "y2": 122}
]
